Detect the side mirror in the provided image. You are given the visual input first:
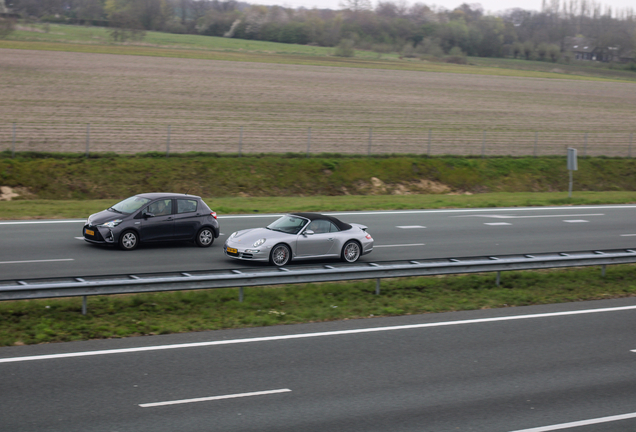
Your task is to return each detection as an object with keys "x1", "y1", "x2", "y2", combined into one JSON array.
[
  {"x1": 143, "y1": 211, "x2": 155, "y2": 218},
  {"x1": 304, "y1": 230, "x2": 314, "y2": 236}
]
